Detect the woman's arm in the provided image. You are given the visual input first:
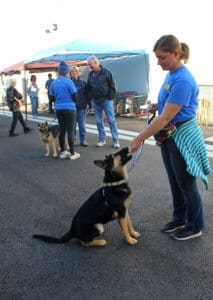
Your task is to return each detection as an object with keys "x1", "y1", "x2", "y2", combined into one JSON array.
[{"x1": 129, "y1": 102, "x2": 182, "y2": 153}]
